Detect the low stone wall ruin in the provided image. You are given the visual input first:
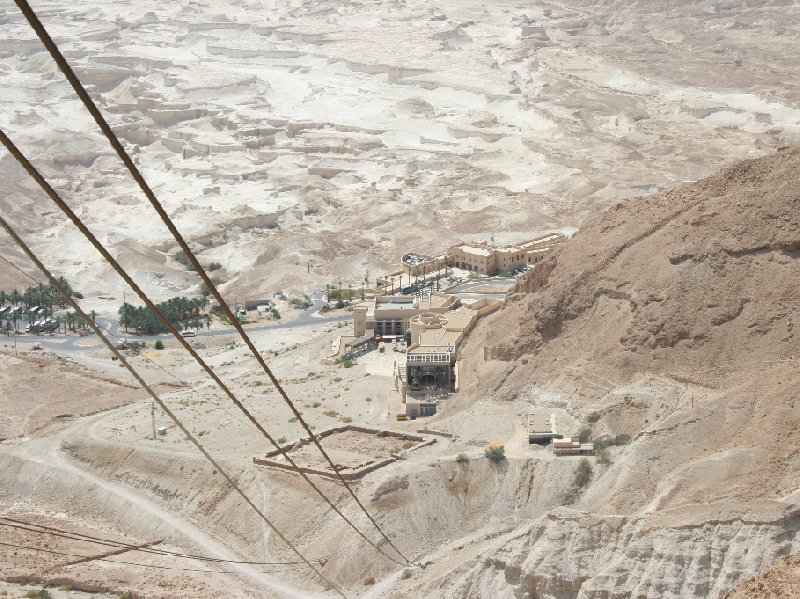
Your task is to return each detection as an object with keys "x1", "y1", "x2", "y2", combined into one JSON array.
[{"x1": 253, "y1": 425, "x2": 435, "y2": 481}]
